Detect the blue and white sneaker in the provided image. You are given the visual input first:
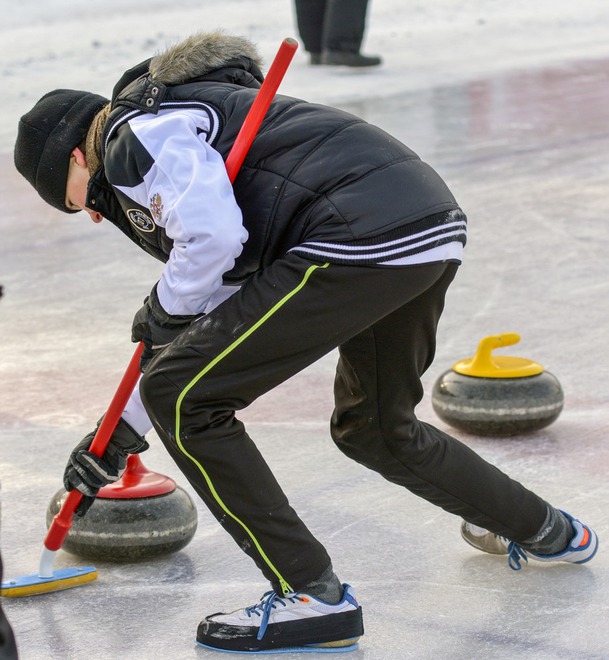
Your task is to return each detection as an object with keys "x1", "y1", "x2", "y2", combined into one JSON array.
[
  {"x1": 461, "y1": 510, "x2": 598, "y2": 570},
  {"x1": 196, "y1": 584, "x2": 363, "y2": 653}
]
